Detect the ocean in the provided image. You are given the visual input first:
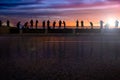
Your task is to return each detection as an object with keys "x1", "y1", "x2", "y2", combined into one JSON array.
[{"x1": 0, "y1": 34, "x2": 120, "y2": 79}]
